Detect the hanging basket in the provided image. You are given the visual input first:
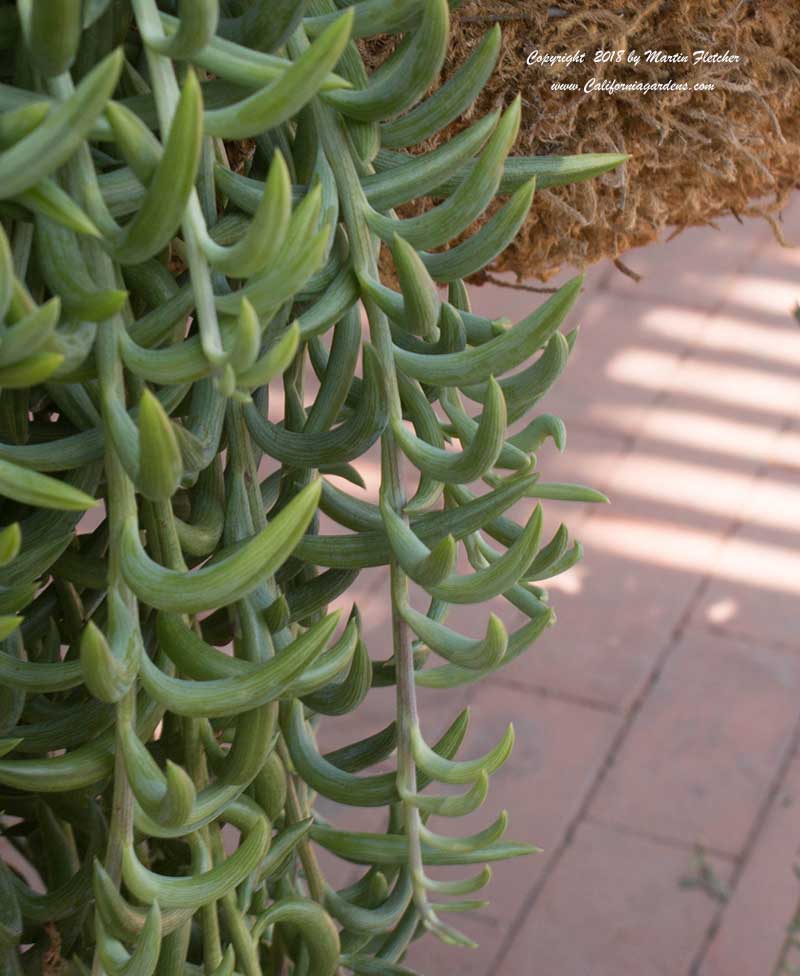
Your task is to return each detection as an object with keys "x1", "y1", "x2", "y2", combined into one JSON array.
[{"x1": 363, "y1": 0, "x2": 800, "y2": 281}]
